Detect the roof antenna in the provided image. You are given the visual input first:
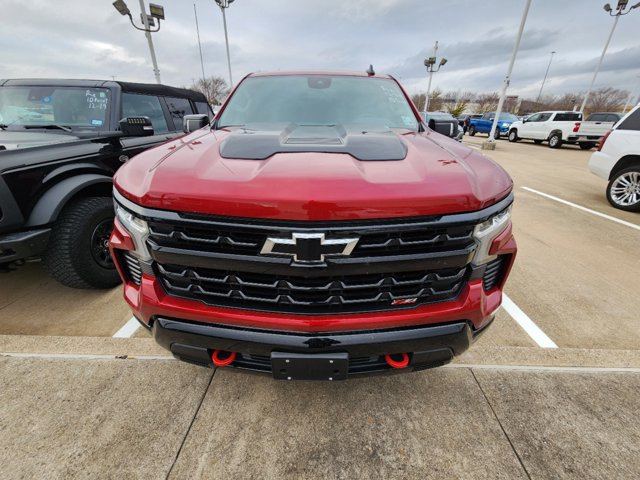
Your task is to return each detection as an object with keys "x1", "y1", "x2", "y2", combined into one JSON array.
[{"x1": 366, "y1": 64, "x2": 375, "y2": 76}]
